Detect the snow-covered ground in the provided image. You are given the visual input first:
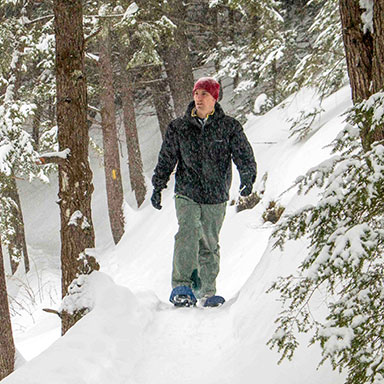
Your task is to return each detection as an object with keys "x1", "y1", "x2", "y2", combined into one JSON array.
[{"x1": 3, "y1": 85, "x2": 352, "y2": 384}]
